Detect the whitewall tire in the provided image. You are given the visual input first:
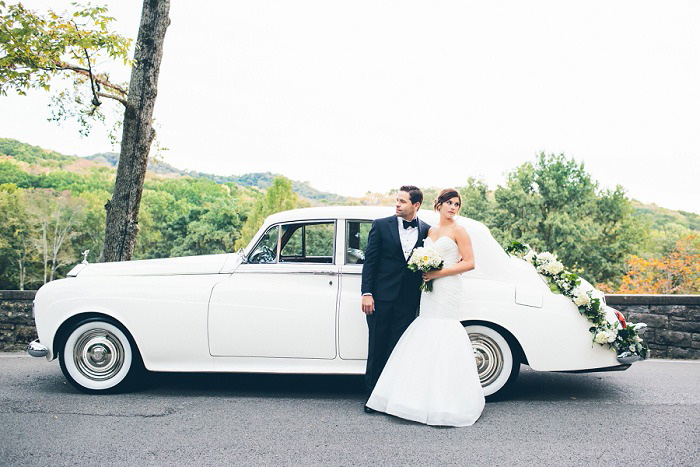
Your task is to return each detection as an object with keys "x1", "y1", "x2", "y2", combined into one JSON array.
[
  {"x1": 463, "y1": 324, "x2": 520, "y2": 398},
  {"x1": 59, "y1": 318, "x2": 140, "y2": 393}
]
